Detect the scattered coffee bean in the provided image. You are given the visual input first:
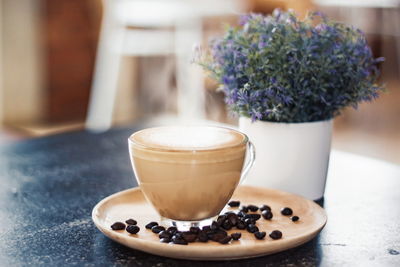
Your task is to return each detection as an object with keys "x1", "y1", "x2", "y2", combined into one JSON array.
[
  {"x1": 158, "y1": 230, "x2": 171, "y2": 239},
  {"x1": 262, "y1": 210, "x2": 273, "y2": 220},
  {"x1": 227, "y1": 213, "x2": 238, "y2": 226},
  {"x1": 281, "y1": 207, "x2": 293, "y2": 216},
  {"x1": 211, "y1": 221, "x2": 219, "y2": 230},
  {"x1": 151, "y1": 225, "x2": 165, "y2": 234},
  {"x1": 217, "y1": 215, "x2": 227, "y2": 226},
  {"x1": 206, "y1": 230, "x2": 216, "y2": 239},
  {"x1": 182, "y1": 232, "x2": 197, "y2": 243},
  {"x1": 222, "y1": 220, "x2": 232, "y2": 230},
  {"x1": 218, "y1": 214, "x2": 228, "y2": 220},
  {"x1": 231, "y1": 232, "x2": 241, "y2": 240},
  {"x1": 254, "y1": 231, "x2": 266, "y2": 240},
  {"x1": 173, "y1": 232, "x2": 183, "y2": 239},
  {"x1": 218, "y1": 236, "x2": 232, "y2": 244},
  {"x1": 236, "y1": 220, "x2": 246, "y2": 230},
  {"x1": 126, "y1": 225, "x2": 140, "y2": 234},
  {"x1": 202, "y1": 225, "x2": 211, "y2": 231},
  {"x1": 189, "y1": 226, "x2": 200, "y2": 234},
  {"x1": 240, "y1": 206, "x2": 249, "y2": 213},
  {"x1": 260, "y1": 205, "x2": 271, "y2": 212},
  {"x1": 245, "y1": 213, "x2": 261, "y2": 221},
  {"x1": 246, "y1": 224, "x2": 259, "y2": 233},
  {"x1": 217, "y1": 229, "x2": 228, "y2": 236},
  {"x1": 171, "y1": 235, "x2": 188, "y2": 245},
  {"x1": 145, "y1": 221, "x2": 158, "y2": 229},
  {"x1": 237, "y1": 211, "x2": 247, "y2": 218},
  {"x1": 269, "y1": 230, "x2": 283, "y2": 240},
  {"x1": 111, "y1": 222, "x2": 125, "y2": 230},
  {"x1": 244, "y1": 218, "x2": 255, "y2": 226},
  {"x1": 120, "y1": 201, "x2": 290, "y2": 246},
  {"x1": 210, "y1": 231, "x2": 227, "y2": 242},
  {"x1": 167, "y1": 226, "x2": 178, "y2": 235},
  {"x1": 291, "y1": 216, "x2": 299, "y2": 222},
  {"x1": 204, "y1": 229, "x2": 214, "y2": 237},
  {"x1": 198, "y1": 231, "x2": 209, "y2": 242},
  {"x1": 248, "y1": 205, "x2": 259, "y2": 212},
  {"x1": 125, "y1": 219, "x2": 137, "y2": 225},
  {"x1": 228, "y1": 200, "x2": 240, "y2": 207}
]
